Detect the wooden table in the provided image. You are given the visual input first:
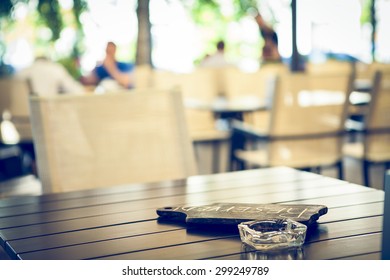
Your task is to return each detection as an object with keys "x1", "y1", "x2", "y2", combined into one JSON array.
[
  {"x1": 0, "y1": 167, "x2": 384, "y2": 260},
  {"x1": 184, "y1": 95, "x2": 268, "y2": 122}
]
